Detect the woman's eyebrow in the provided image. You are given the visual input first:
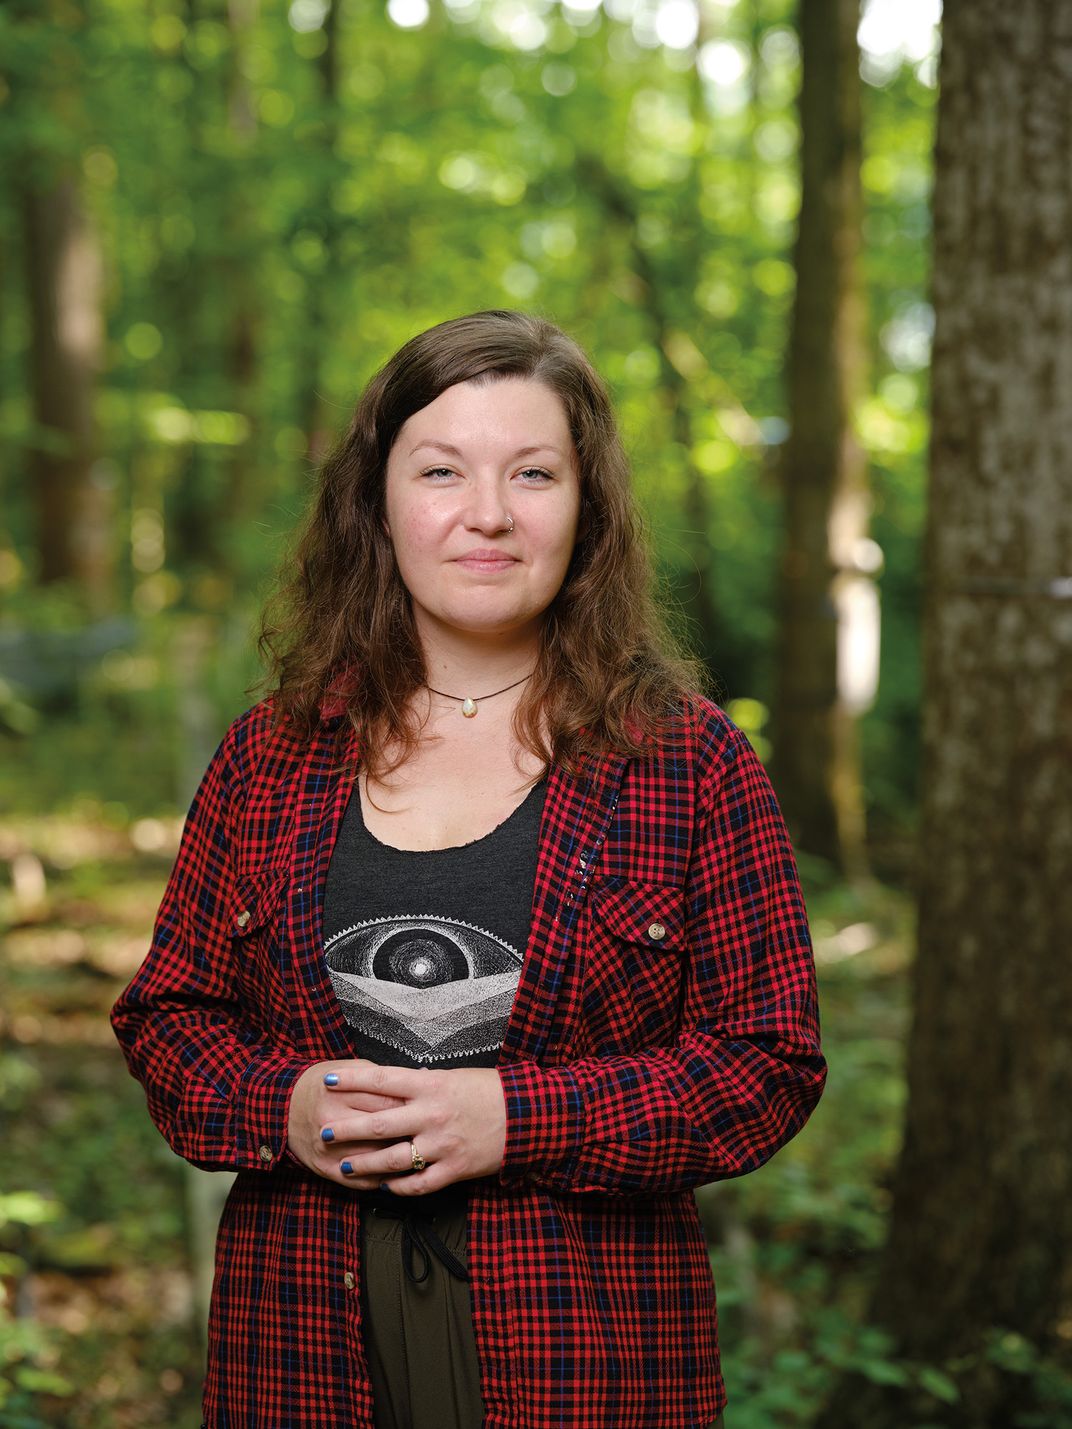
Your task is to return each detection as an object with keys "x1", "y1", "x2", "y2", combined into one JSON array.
[{"x1": 408, "y1": 440, "x2": 563, "y2": 459}]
